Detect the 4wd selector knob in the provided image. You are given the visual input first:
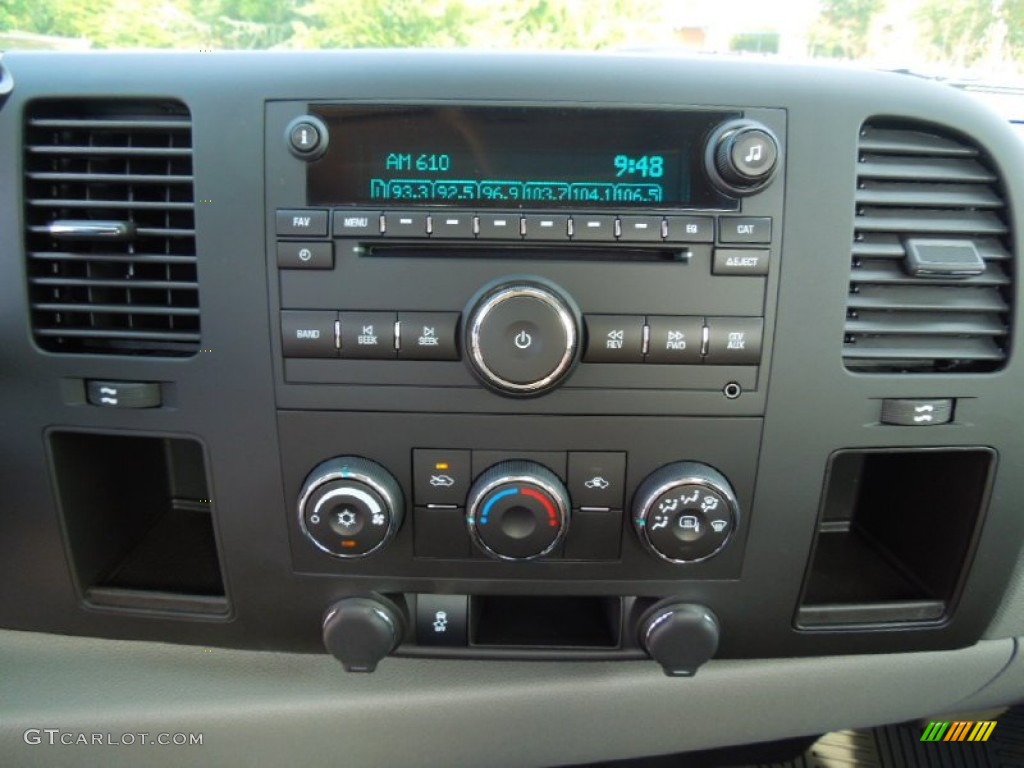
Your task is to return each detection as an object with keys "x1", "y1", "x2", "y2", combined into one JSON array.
[
  {"x1": 706, "y1": 119, "x2": 780, "y2": 195},
  {"x1": 298, "y1": 457, "x2": 404, "y2": 558},
  {"x1": 632, "y1": 462, "x2": 739, "y2": 563},
  {"x1": 467, "y1": 461, "x2": 571, "y2": 560},
  {"x1": 465, "y1": 278, "x2": 580, "y2": 396}
]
